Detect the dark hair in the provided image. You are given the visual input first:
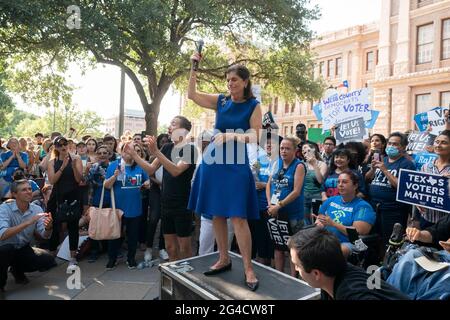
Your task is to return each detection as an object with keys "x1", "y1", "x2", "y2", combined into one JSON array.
[
  {"x1": 324, "y1": 136, "x2": 336, "y2": 146},
  {"x1": 329, "y1": 148, "x2": 355, "y2": 174},
  {"x1": 296, "y1": 123, "x2": 307, "y2": 130},
  {"x1": 343, "y1": 141, "x2": 366, "y2": 167},
  {"x1": 96, "y1": 145, "x2": 109, "y2": 154},
  {"x1": 157, "y1": 133, "x2": 170, "y2": 149},
  {"x1": 287, "y1": 227, "x2": 347, "y2": 277},
  {"x1": 12, "y1": 168, "x2": 26, "y2": 181},
  {"x1": 226, "y1": 64, "x2": 255, "y2": 100},
  {"x1": 388, "y1": 132, "x2": 408, "y2": 147},
  {"x1": 11, "y1": 179, "x2": 30, "y2": 194},
  {"x1": 438, "y1": 130, "x2": 450, "y2": 141},
  {"x1": 370, "y1": 134, "x2": 387, "y2": 153},
  {"x1": 339, "y1": 169, "x2": 359, "y2": 193},
  {"x1": 174, "y1": 116, "x2": 192, "y2": 132},
  {"x1": 103, "y1": 135, "x2": 118, "y2": 152},
  {"x1": 85, "y1": 138, "x2": 98, "y2": 152}
]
